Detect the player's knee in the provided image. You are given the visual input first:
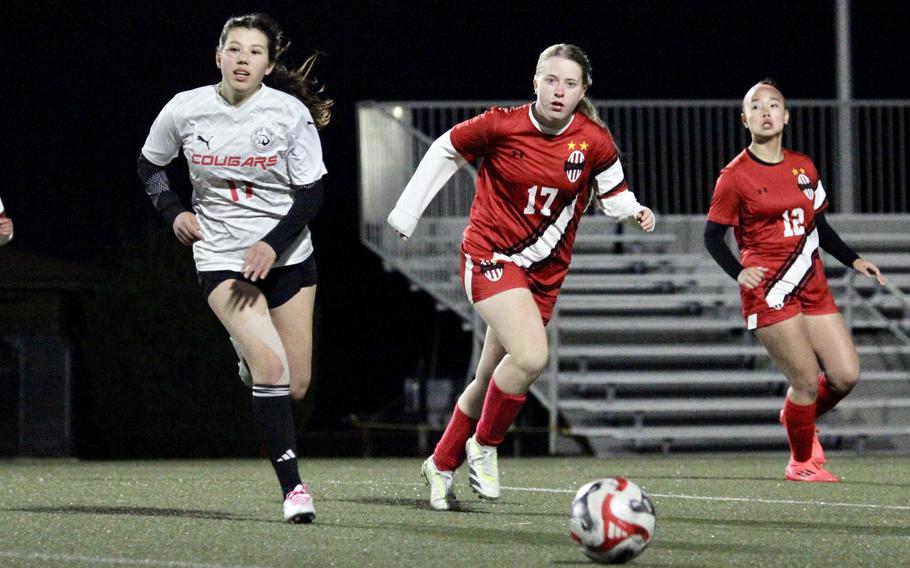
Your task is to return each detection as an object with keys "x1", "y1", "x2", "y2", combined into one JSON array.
[
  {"x1": 789, "y1": 371, "x2": 819, "y2": 398},
  {"x1": 250, "y1": 349, "x2": 287, "y2": 386},
  {"x1": 828, "y1": 364, "x2": 860, "y2": 394},
  {"x1": 289, "y1": 373, "x2": 311, "y2": 401},
  {"x1": 512, "y1": 347, "x2": 548, "y2": 379}
]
